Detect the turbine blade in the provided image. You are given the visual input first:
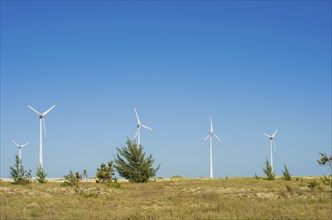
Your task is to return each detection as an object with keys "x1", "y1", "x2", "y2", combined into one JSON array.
[
  {"x1": 203, "y1": 135, "x2": 210, "y2": 141},
  {"x1": 263, "y1": 133, "x2": 271, "y2": 138},
  {"x1": 21, "y1": 142, "x2": 29, "y2": 147},
  {"x1": 133, "y1": 127, "x2": 140, "y2": 140},
  {"x1": 43, "y1": 104, "x2": 56, "y2": 116},
  {"x1": 210, "y1": 116, "x2": 213, "y2": 132},
  {"x1": 26, "y1": 104, "x2": 41, "y2": 116},
  {"x1": 214, "y1": 133, "x2": 222, "y2": 142},
  {"x1": 43, "y1": 118, "x2": 47, "y2": 142},
  {"x1": 134, "y1": 108, "x2": 141, "y2": 124},
  {"x1": 142, "y1": 125, "x2": 152, "y2": 131},
  {"x1": 11, "y1": 140, "x2": 20, "y2": 147},
  {"x1": 273, "y1": 140, "x2": 276, "y2": 153},
  {"x1": 272, "y1": 129, "x2": 278, "y2": 138}
]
